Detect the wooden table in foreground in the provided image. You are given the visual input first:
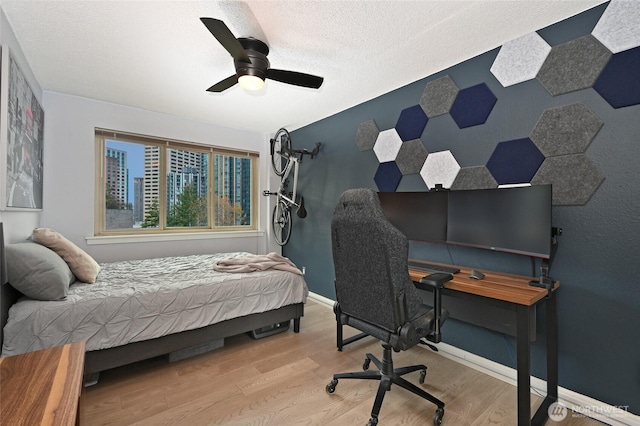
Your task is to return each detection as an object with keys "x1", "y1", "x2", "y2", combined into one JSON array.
[{"x1": 1, "y1": 341, "x2": 85, "y2": 426}]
